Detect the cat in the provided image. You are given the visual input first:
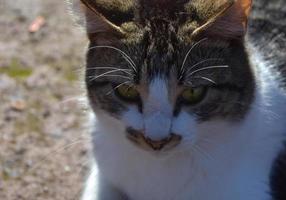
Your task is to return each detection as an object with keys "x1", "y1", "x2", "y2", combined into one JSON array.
[{"x1": 71, "y1": 0, "x2": 286, "y2": 199}]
